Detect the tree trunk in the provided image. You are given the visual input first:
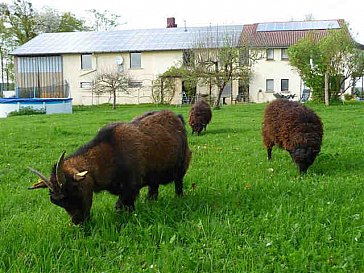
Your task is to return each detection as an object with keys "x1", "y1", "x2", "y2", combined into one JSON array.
[
  {"x1": 113, "y1": 90, "x2": 116, "y2": 109},
  {"x1": 1, "y1": 50, "x2": 4, "y2": 91},
  {"x1": 324, "y1": 72, "x2": 329, "y2": 106},
  {"x1": 161, "y1": 80, "x2": 164, "y2": 104},
  {"x1": 214, "y1": 86, "x2": 224, "y2": 109},
  {"x1": 209, "y1": 83, "x2": 212, "y2": 105}
]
